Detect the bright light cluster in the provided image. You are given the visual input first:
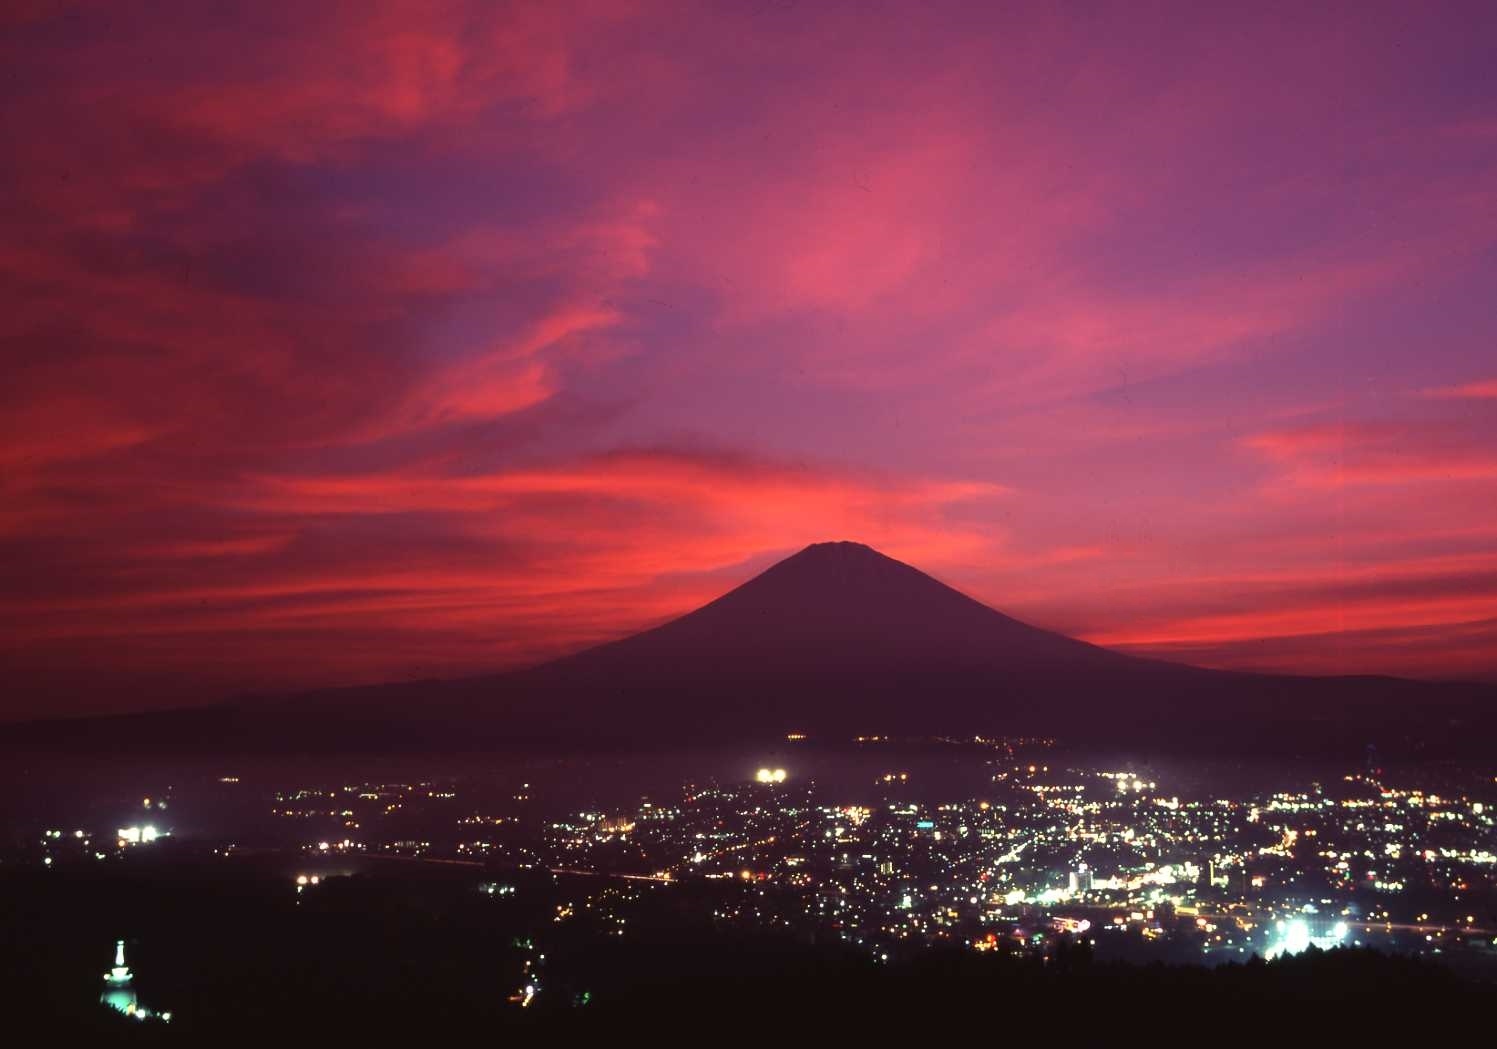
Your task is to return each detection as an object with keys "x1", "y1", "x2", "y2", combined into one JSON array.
[{"x1": 116, "y1": 825, "x2": 161, "y2": 845}]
